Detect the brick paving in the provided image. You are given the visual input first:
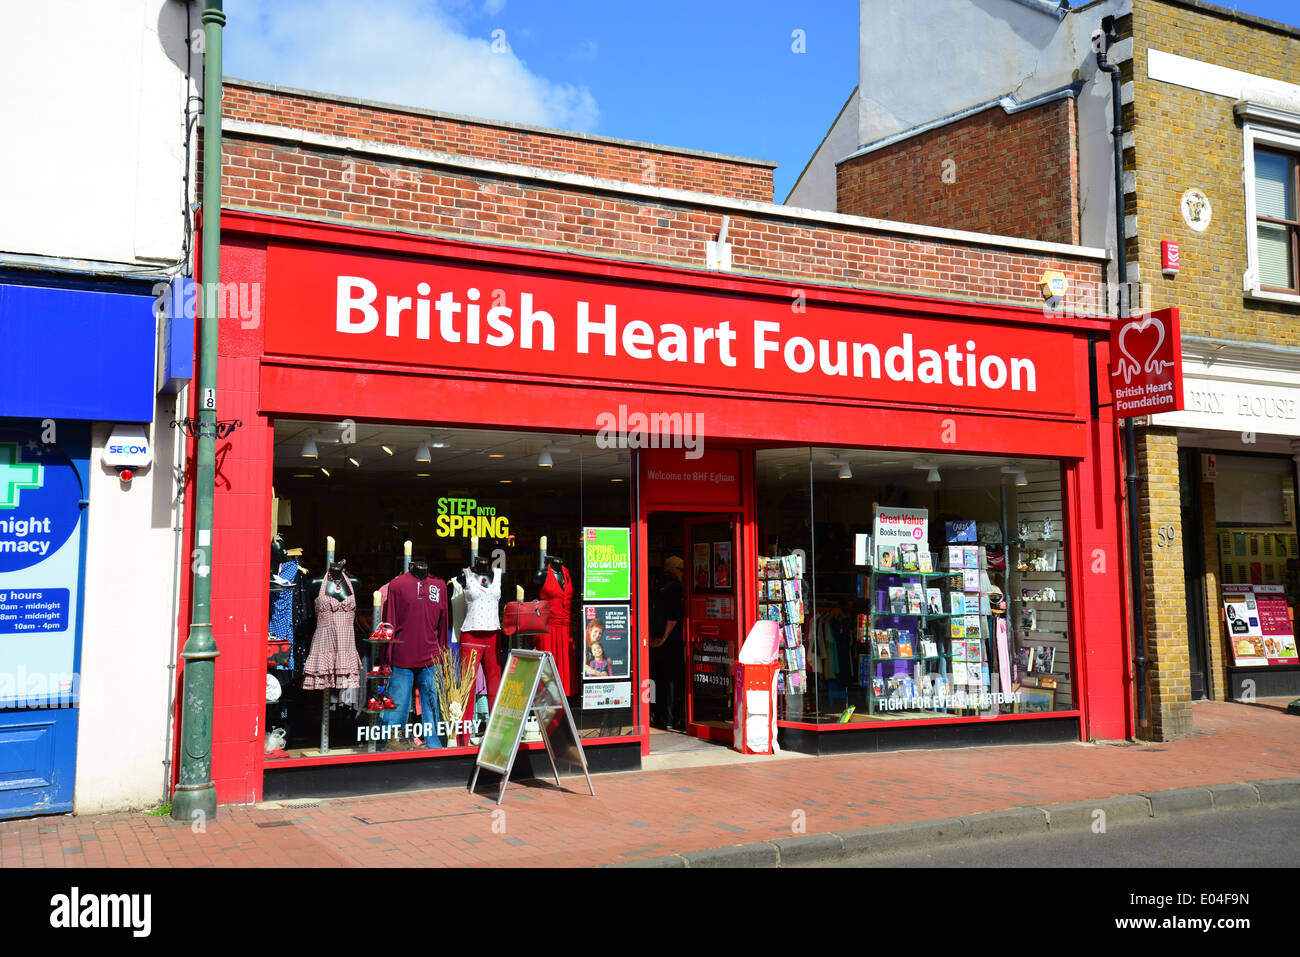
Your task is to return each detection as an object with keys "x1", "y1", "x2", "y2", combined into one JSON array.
[{"x1": 1, "y1": 700, "x2": 1295, "y2": 868}]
